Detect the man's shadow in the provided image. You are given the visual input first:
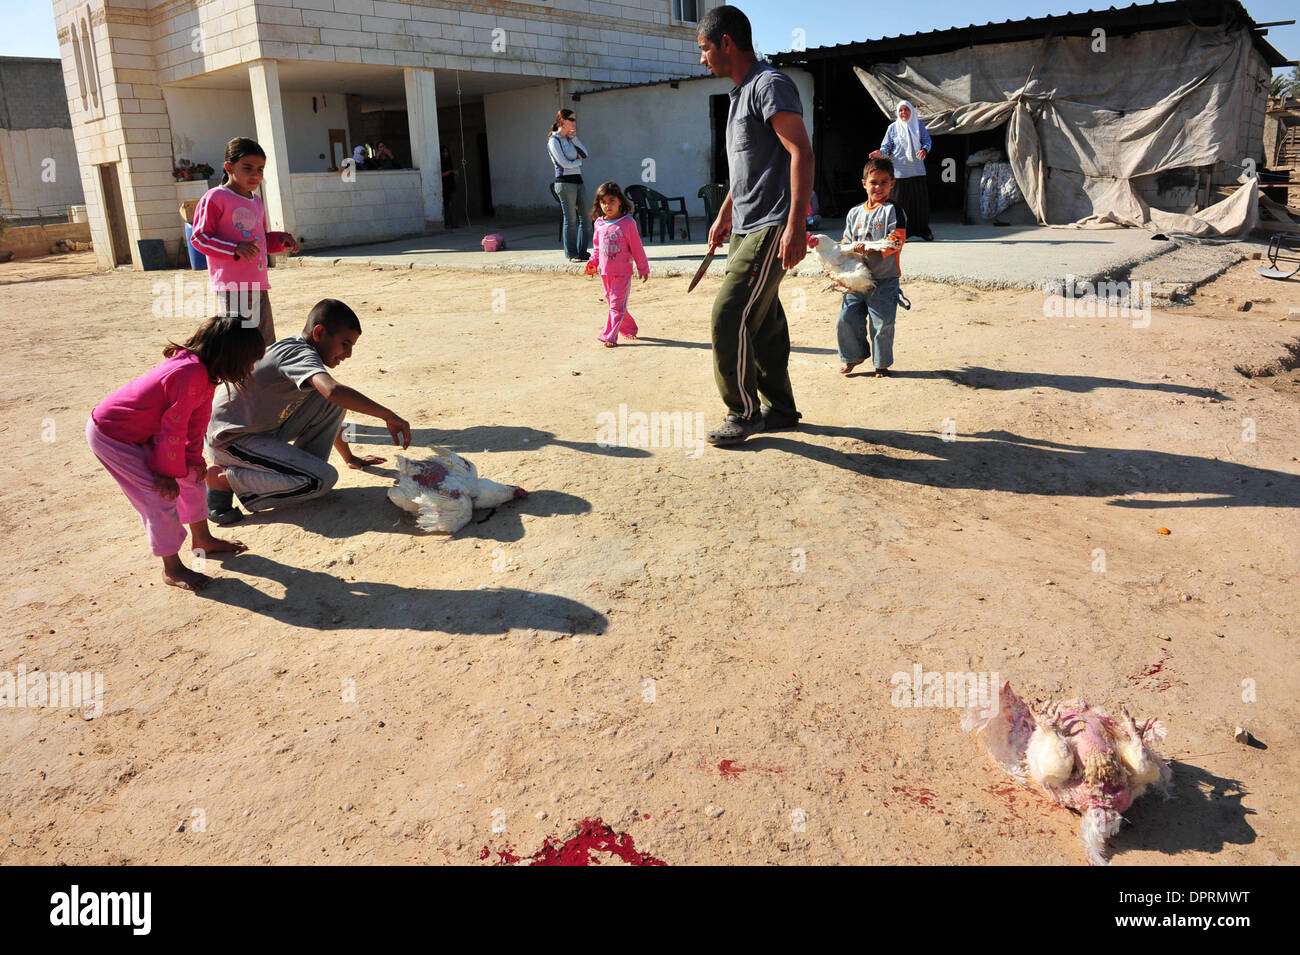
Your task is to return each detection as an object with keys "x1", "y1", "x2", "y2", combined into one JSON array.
[
  {"x1": 201, "y1": 553, "x2": 607, "y2": 635},
  {"x1": 738, "y1": 427, "x2": 1300, "y2": 508},
  {"x1": 635, "y1": 335, "x2": 836, "y2": 356},
  {"x1": 237, "y1": 484, "x2": 591, "y2": 544},
  {"x1": 350, "y1": 423, "x2": 651, "y2": 458},
  {"x1": 1110, "y1": 761, "x2": 1256, "y2": 859}
]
